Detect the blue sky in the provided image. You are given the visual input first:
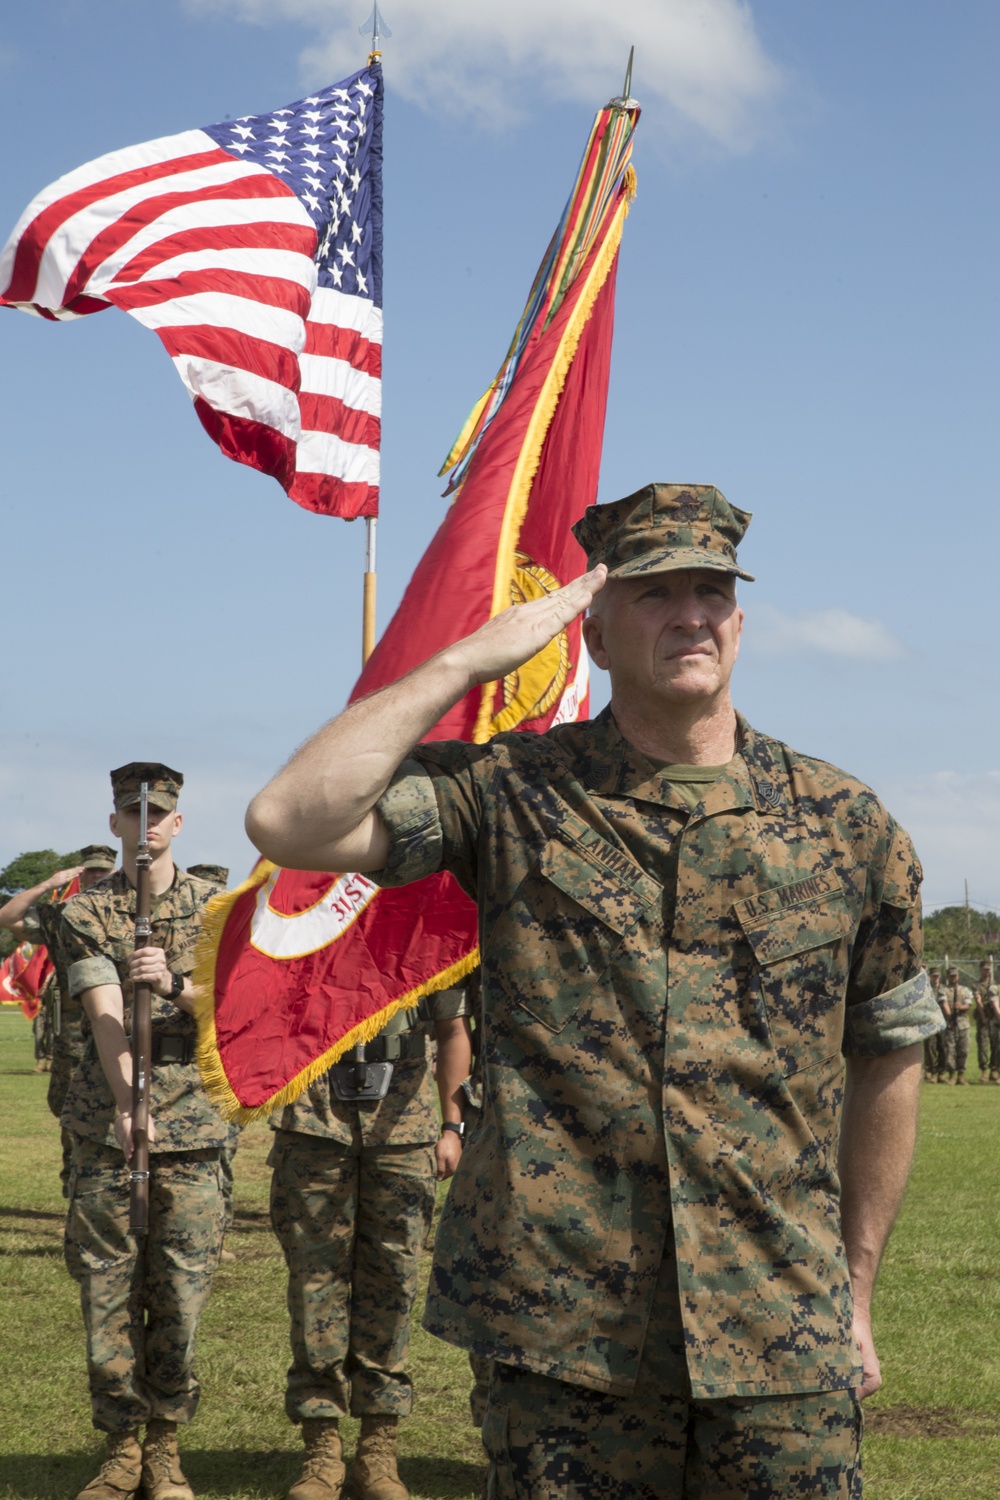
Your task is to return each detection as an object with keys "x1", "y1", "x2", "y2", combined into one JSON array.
[{"x1": 0, "y1": 1, "x2": 997, "y2": 917}]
